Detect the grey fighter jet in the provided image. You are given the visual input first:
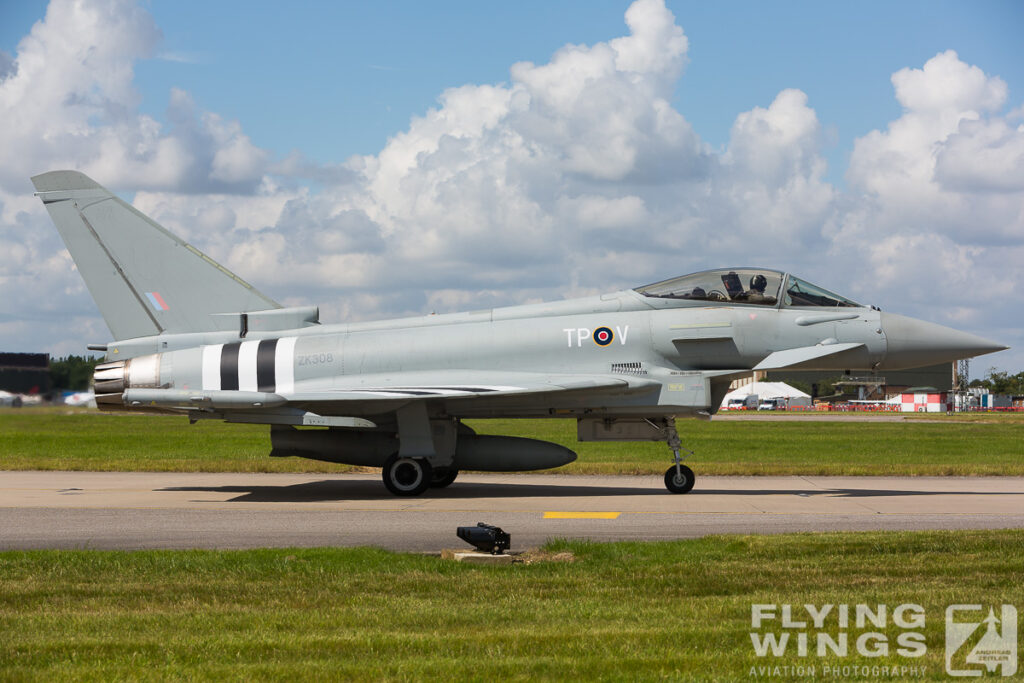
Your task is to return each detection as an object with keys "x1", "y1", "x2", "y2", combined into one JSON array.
[{"x1": 32, "y1": 171, "x2": 1008, "y2": 495}]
